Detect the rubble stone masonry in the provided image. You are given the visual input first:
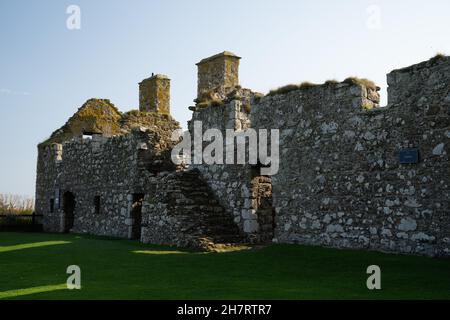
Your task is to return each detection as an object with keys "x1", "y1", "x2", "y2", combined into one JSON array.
[{"x1": 36, "y1": 53, "x2": 449, "y2": 256}]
